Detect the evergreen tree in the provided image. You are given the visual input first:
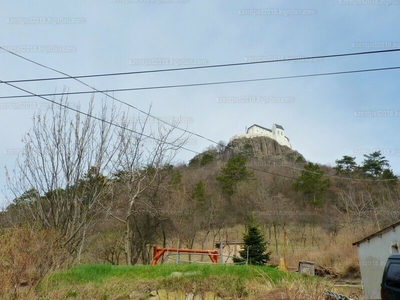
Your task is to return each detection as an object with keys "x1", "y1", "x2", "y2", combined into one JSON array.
[
  {"x1": 360, "y1": 151, "x2": 397, "y2": 182},
  {"x1": 334, "y1": 155, "x2": 358, "y2": 176},
  {"x1": 168, "y1": 170, "x2": 182, "y2": 190},
  {"x1": 381, "y1": 169, "x2": 397, "y2": 181},
  {"x1": 293, "y1": 162, "x2": 331, "y2": 205},
  {"x1": 216, "y1": 155, "x2": 253, "y2": 196},
  {"x1": 191, "y1": 181, "x2": 206, "y2": 203},
  {"x1": 233, "y1": 217, "x2": 270, "y2": 265},
  {"x1": 361, "y1": 151, "x2": 389, "y2": 178},
  {"x1": 200, "y1": 153, "x2": 215, "y2": 166}
]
